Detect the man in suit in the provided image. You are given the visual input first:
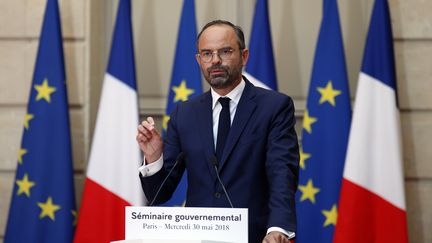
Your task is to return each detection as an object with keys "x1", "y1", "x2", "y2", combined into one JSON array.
[{"x1": 137, "y1": 20, "x2": 299, "y2": 243}]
